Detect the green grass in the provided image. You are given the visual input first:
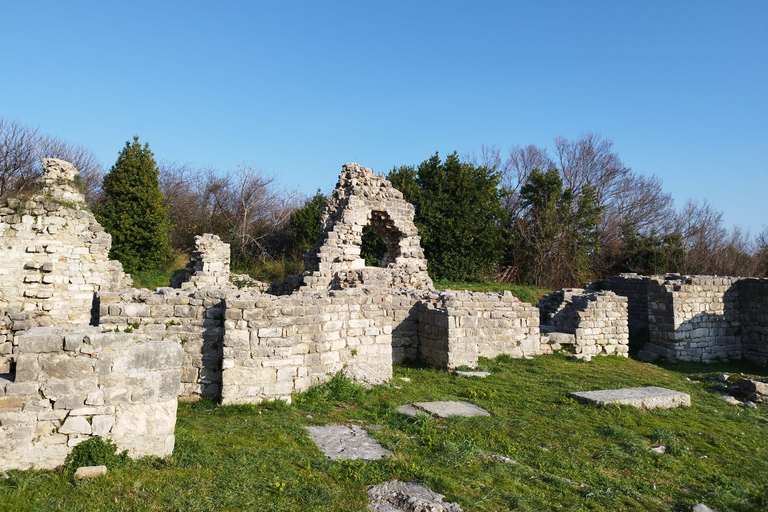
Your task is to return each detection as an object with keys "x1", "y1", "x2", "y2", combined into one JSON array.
[
  {"x1": 3, "y1": 356, "x2": 767, "y2": 511},
  {"x1": 433, "y1": 279, "x2": 550, "y2": 304},
  {"x1": 131, "y1": 253, "x2": 188, "y2": 289}
]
